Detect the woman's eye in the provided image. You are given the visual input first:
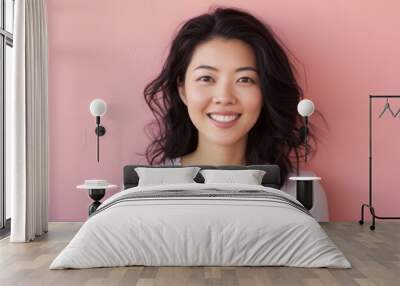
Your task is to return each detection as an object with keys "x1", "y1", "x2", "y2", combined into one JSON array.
[
  {"x1": 237, "y1": 77, "x2": 255, "y2": 84},
  {"x1": 197, "y1": 76, "x2": 213, "y2": 82}
]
